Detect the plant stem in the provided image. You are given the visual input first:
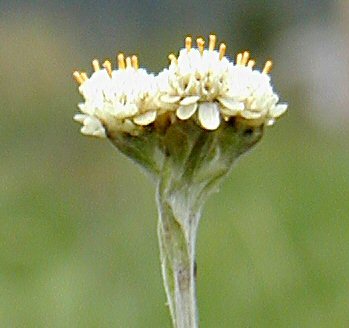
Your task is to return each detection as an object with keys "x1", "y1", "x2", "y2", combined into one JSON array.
[{"x1": 157, "y1": 182, "x2": 200, "y2": 328}]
